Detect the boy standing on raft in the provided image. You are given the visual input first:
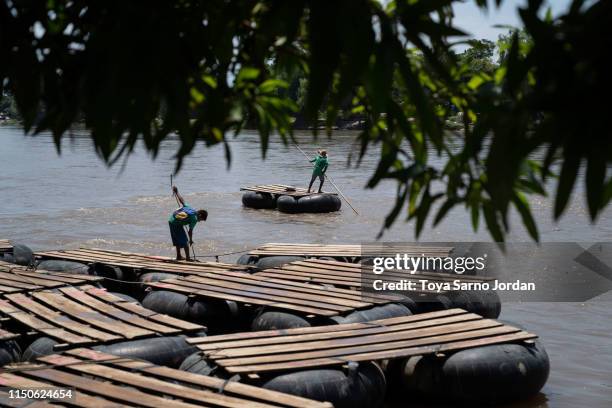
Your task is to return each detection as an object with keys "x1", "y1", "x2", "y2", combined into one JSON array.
[
  {"x1": 307, "y1": 149, "x2": 328, "y2": 193},
  {"x1": 169, "y1": 186, "x2": 208, "y2": 261}
]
